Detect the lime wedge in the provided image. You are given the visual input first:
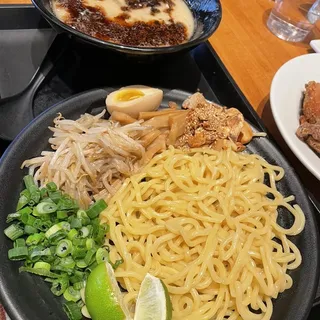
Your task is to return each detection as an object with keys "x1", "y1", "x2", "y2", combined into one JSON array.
[
  {"x1": 134, "y1": 274, "x2": 172, "y2": 320},
  {"x1": 85, "y1": 262, "x2": 131, "y2": 320}
]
